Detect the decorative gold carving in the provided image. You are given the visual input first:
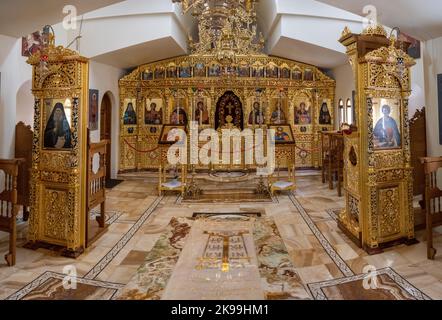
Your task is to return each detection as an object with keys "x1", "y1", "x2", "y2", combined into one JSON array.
[
  {"x1": 119, "y1": 54, "x2": 335, "y2": 171},
  {"x1": 362, "y1": 24, "x2": 387, "y2": 37},
  {"x1": 27, "y1": 38, "x2": 89, "y2": 255},
  {"x1": 344, "y1": 135, "x2": 360, "y2": 195},
  {"x1": 373, "y1": 151, "x2": 404, "y2": 169},
  {"x1": 341, "y1": 26, "x2": 352, "y2": 38},
  {"x1": 378, "y1": 187, "x2": 401, "y2": 239},
  {"x1": 44, "y1": 189, "x2": 68, "y2": 241},
  {"x1": 338, "y1": 25, "x2": 415, "y2": 251},
  {"x1": 365, "y1": 43, "x2": 415, "y2": 67}
]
